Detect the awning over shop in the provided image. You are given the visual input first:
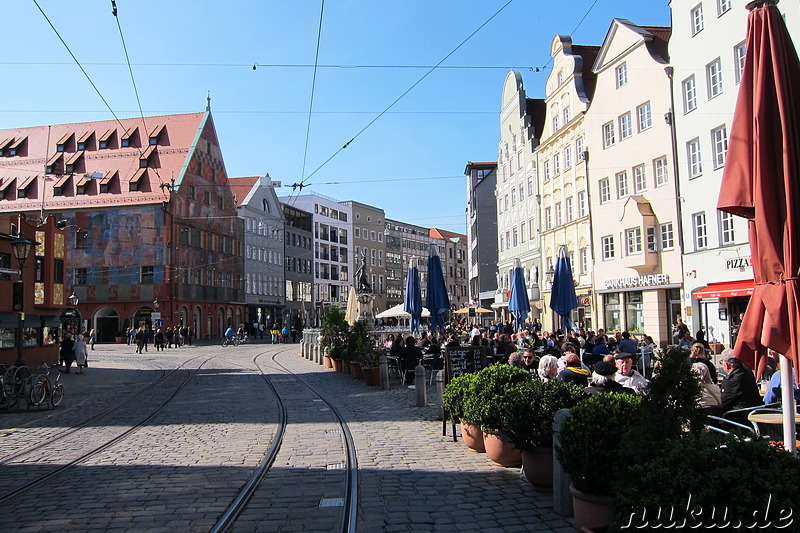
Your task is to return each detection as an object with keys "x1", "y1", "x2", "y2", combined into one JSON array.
[{"x1": 693, "y1": 279, "x2": 754, "y2": 299}]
